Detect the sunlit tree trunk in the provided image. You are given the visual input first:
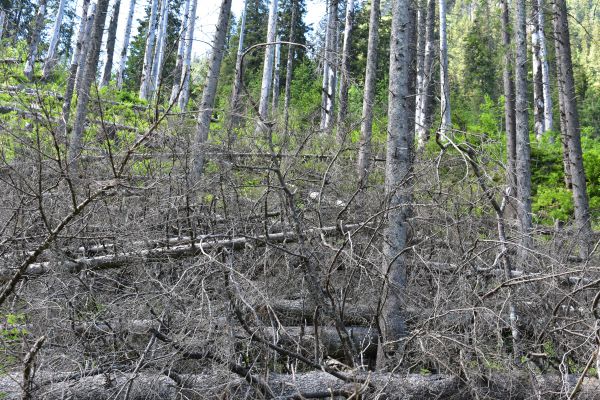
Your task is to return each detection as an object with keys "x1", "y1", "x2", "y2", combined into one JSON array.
[
  {"x1": 337, "y1": 0, "x2": 354, "y2": 138},
  {"x1": 101, "y1": 0, "x2": 121, "y2": 87},
  {"x1": 0, "y1": 10, "x2": 5, "y2": 42},
  {"x1": 415, "y1": 0, "x2": 435, "y2": 150},
  {"x1": 553, "y1": 0, "x2": 592, "y2": 257},
  {"x1": 323, "y1": 0, "x2": 339, "y2": 132},
  {"x1": 439, "y1": 0, "x2": 451, "y2": 135},
  {"x1": 501, "y1": 0, "x2": 516, "y2": 191},
  {"x1": 178, "y1": 0, "x2": 198, "y2": 110},
  {"x1": 116, "y1": 0, "x2": 136, "y2": 88},
  {"x1": 532, "y1": 0, "x2": 545, "y2": 140},
  {"x1": 257, "y1": 0, "x2": 278, "y2": 130},
  {"x1": 139, "y1": 0, "x2": 160, "y2": 100},
  {"x1": 226, "y1": 0, "x2": 247, "y2": 142},
  {"x1": 61, "y1": 0, "x2": 91, "y2": 134},
  {"x1": 69, "y1": 0, "x2": 111, "y2": 164},
  {"x1": 23, "y1": 0, "x2": 47, "y2": 81},
  {"x1": 271, "y1": 36, "x2": 282, "y2": 113},
  {"x1": 538, "y1": 0, "x2": 553, "y2": 135},
  {"x1": 378, "y1": 0, "x2": 413, "y2": 369},
  {"x1": 514, "y1": 0, "x2": 533, "y2": 254},
  {"x1": 150, "y1": 0, "x2": 169, "y2": 100},
  {"x1": 41, "y1": 0, "x2": 67, "y2": 79},
  {"x1": 357, "y1": 0, "x2": 380, "y2": 184},
  {"x1": 170, "y1": 0, "x2": 191, "y2": 104},
  {"x1": 75, "y1": 3, "x2": 96, "y2": 94},
  {"x1": 192, "y1": 0, "x2": 232, "y2": 180},
  {"x1": 283, "y1": 0, "x2": 297, "y2": 134}
]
